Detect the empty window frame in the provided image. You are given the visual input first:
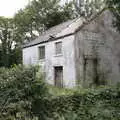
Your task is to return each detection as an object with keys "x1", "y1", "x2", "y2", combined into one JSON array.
[
  {"x1": 38, "y1": 46, "x2": 45, "y2": 59},
  {"x1": 55, "y1": 41, "x2": 62, "y2": 55}
]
